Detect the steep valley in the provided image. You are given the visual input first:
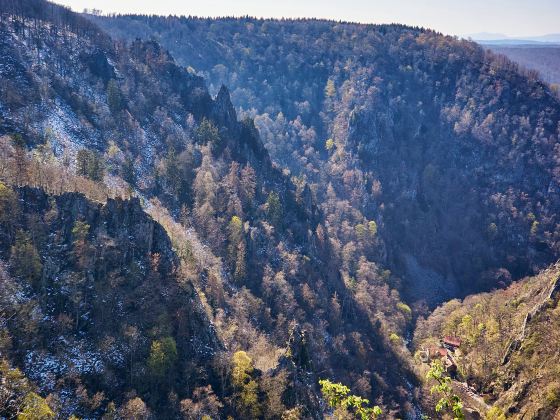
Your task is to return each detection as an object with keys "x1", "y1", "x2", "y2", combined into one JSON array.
[
  {"x1": 0, "y1": 1, "x2": 560, "y2": 418},
  {"x1": 92, "y1": 15, "x2": 560, "y2": 303}
]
